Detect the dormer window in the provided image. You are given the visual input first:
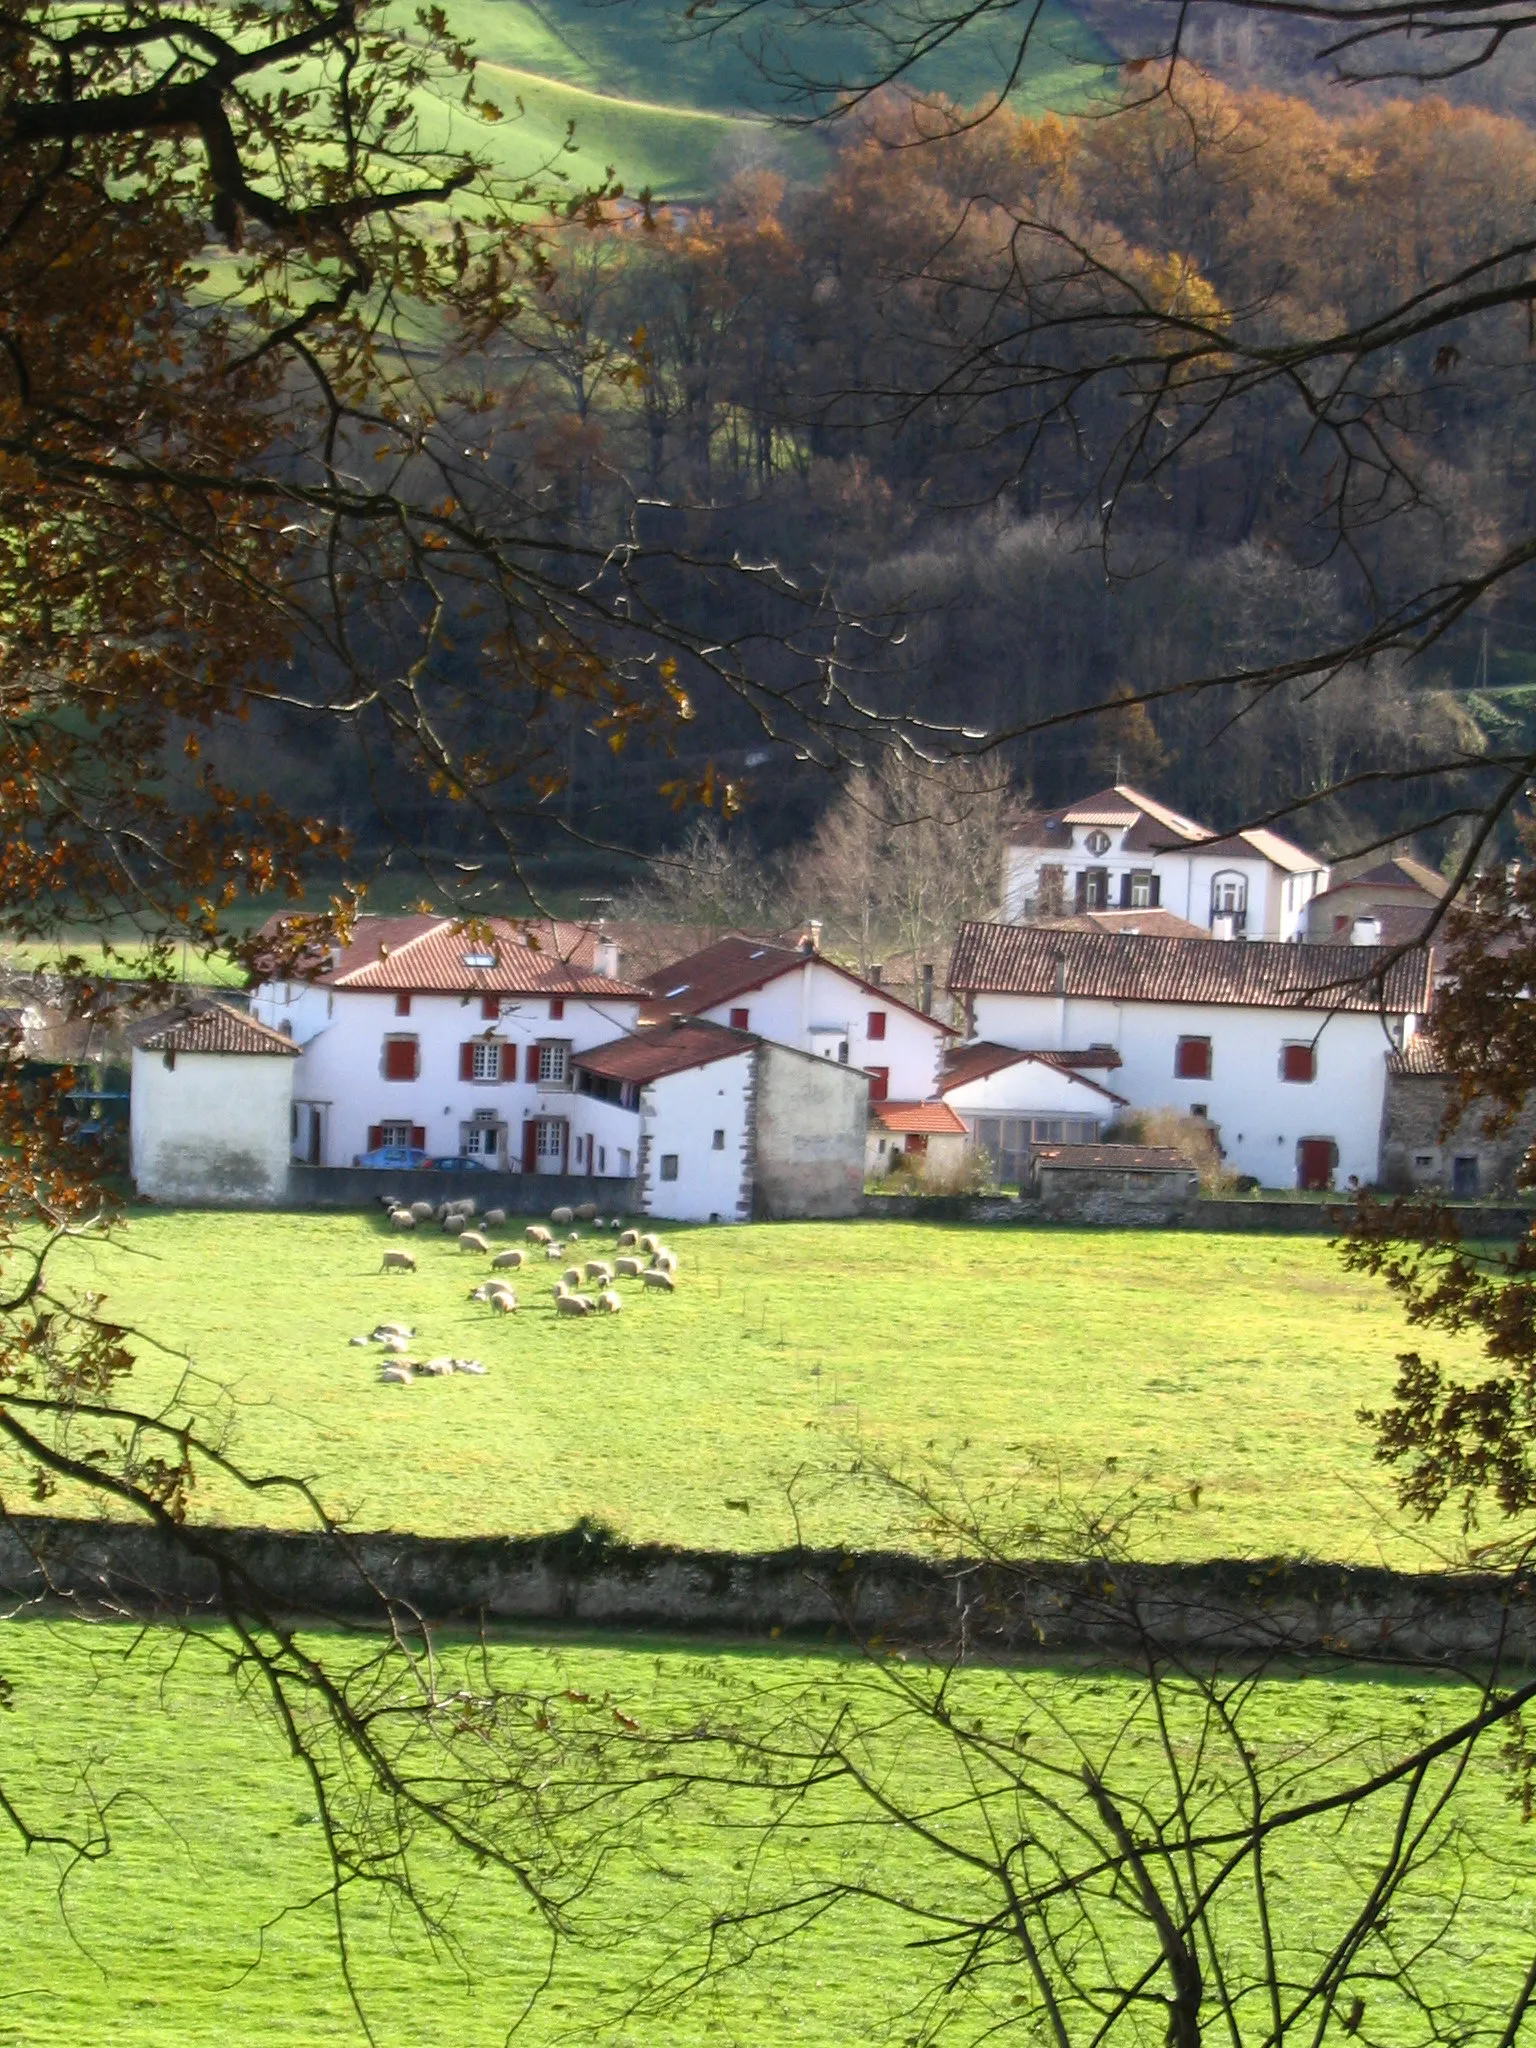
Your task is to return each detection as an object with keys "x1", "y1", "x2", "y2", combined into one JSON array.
[{"x1": 464, "y1": 949, "x2": 496, "y2": 969}]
